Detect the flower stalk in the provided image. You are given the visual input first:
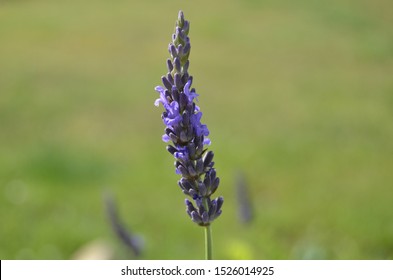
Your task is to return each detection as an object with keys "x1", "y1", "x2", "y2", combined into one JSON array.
[
  {"x1": 204, "y1": 225, "x2": 213, "y2": 260},
  {"x1": 154, "y1": 11, "x2": 223, "y2": 259}
]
